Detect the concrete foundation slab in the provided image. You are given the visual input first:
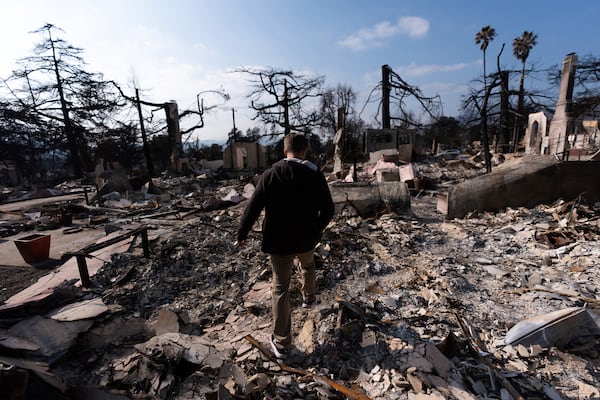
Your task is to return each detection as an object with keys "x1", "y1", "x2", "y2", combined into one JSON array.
[
  {"x1": 438, "y1": 156, "x2": 600, "y2": 219},
  {"x1": 330, "y1": 181, "x2": 410, "y2": 216}
]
